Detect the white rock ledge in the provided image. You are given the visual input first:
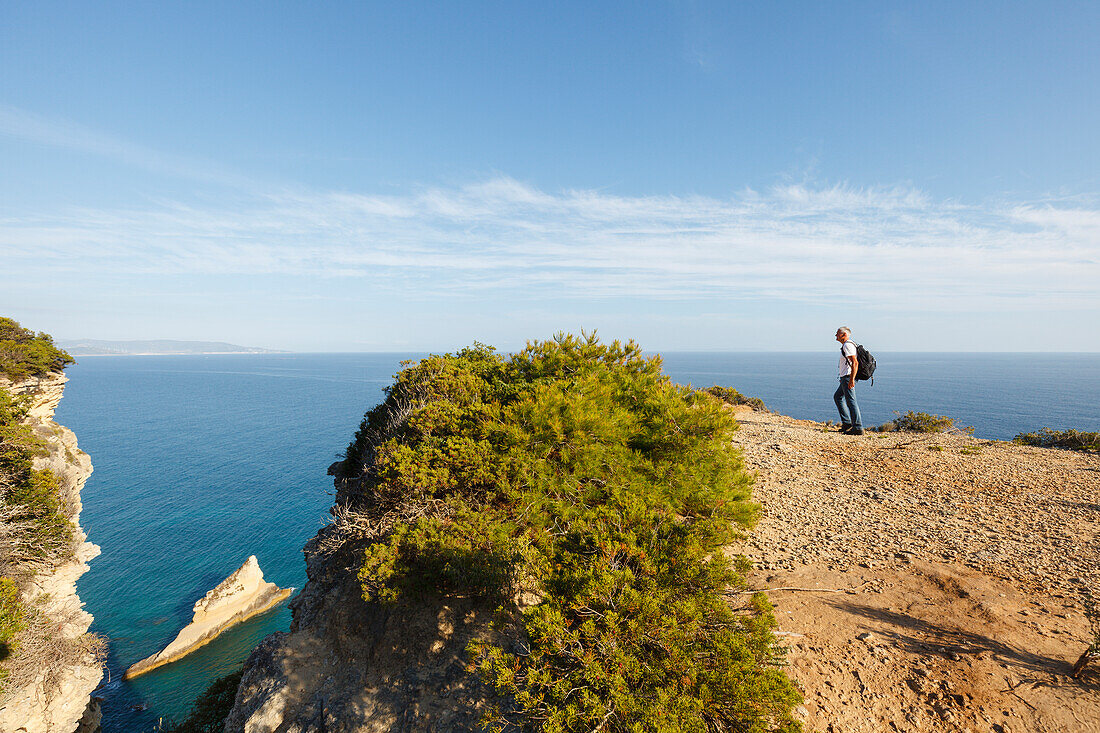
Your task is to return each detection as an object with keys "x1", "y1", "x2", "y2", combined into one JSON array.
[{"x1": 125, "y1": 556, "x2": 292, "y2": 679}]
